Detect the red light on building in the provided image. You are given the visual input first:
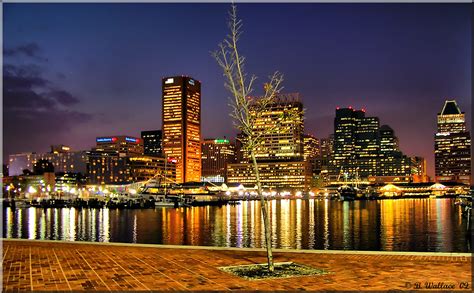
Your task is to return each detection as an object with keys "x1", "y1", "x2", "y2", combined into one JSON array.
[
  {"x1": 361, "y1": 108, "x2": 366, "y2": 112},
  {"x1": 336, "y1": 106, "x2": 340, "y2": 110},
  {"x1": 349, "y1": 106, "x2": 352, "y2": 109},
  {"x1": 112, "y1": 137, "x2": 117, "y2": 142}
]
